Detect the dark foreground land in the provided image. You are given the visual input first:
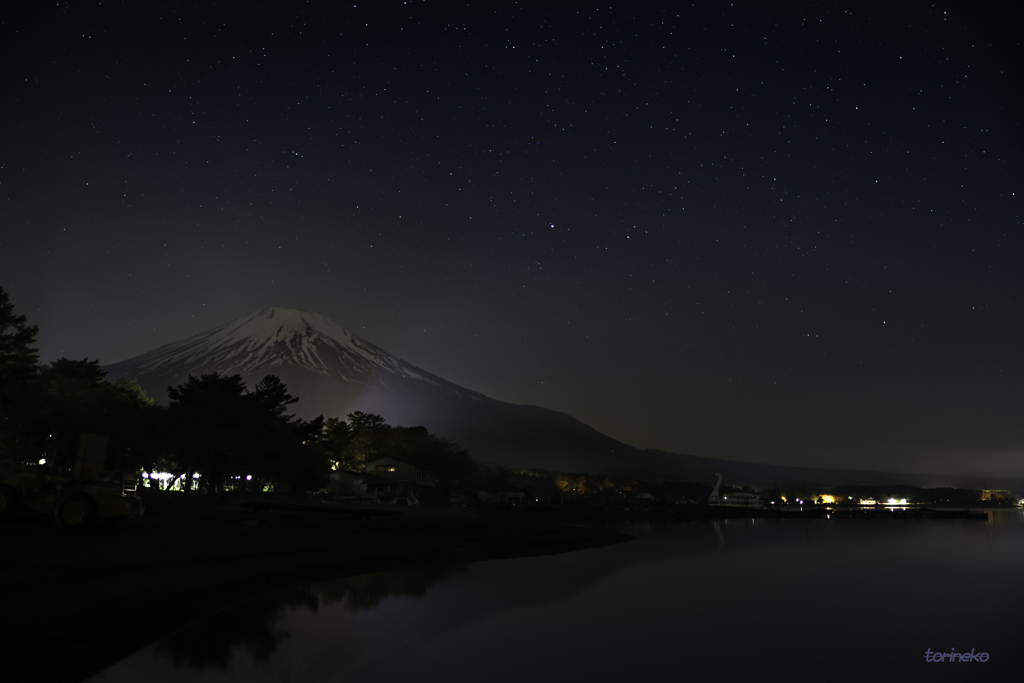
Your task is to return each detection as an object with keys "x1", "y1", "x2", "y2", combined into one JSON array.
[{"x1": 3, "y1": 492, "x2": 632, "y2": 683}]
